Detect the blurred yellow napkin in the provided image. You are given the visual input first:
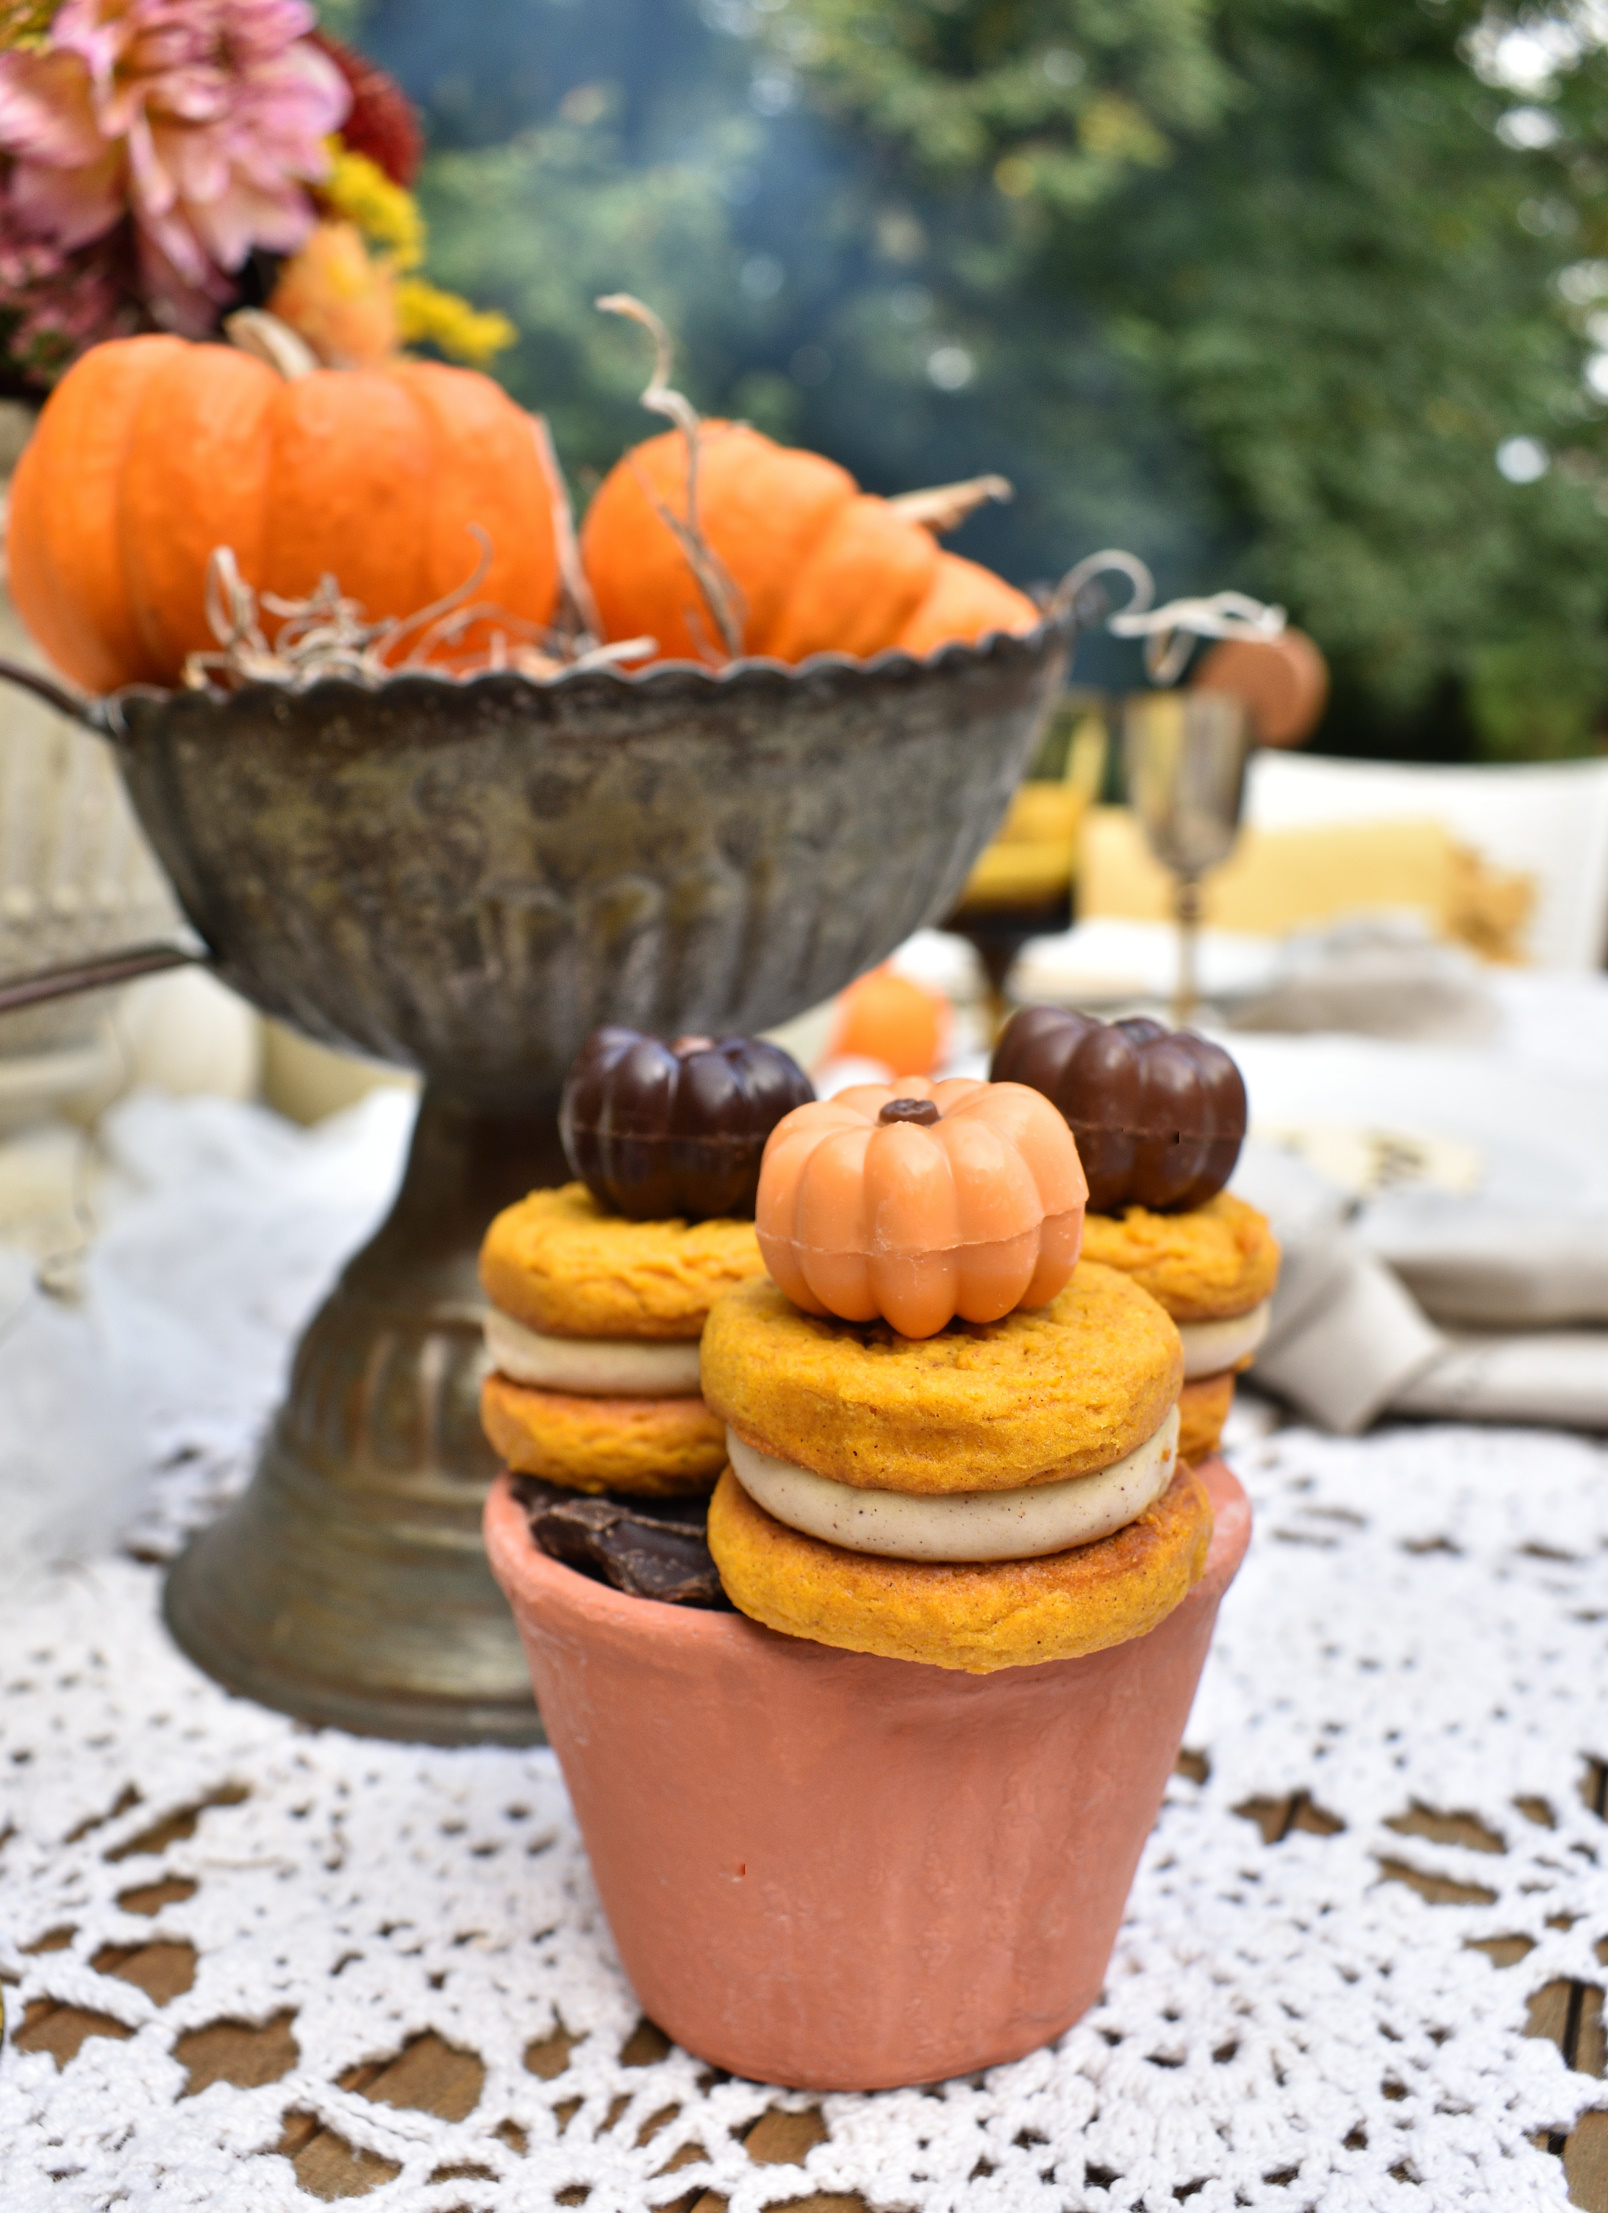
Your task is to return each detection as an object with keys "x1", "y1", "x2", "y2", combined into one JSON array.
[
  {"x1": 1080, "y1": 807, "x2": 1534, "y2": 961},
  {"x1": 957, "y1": 782, "x2": 1085, "y2": 908}
]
